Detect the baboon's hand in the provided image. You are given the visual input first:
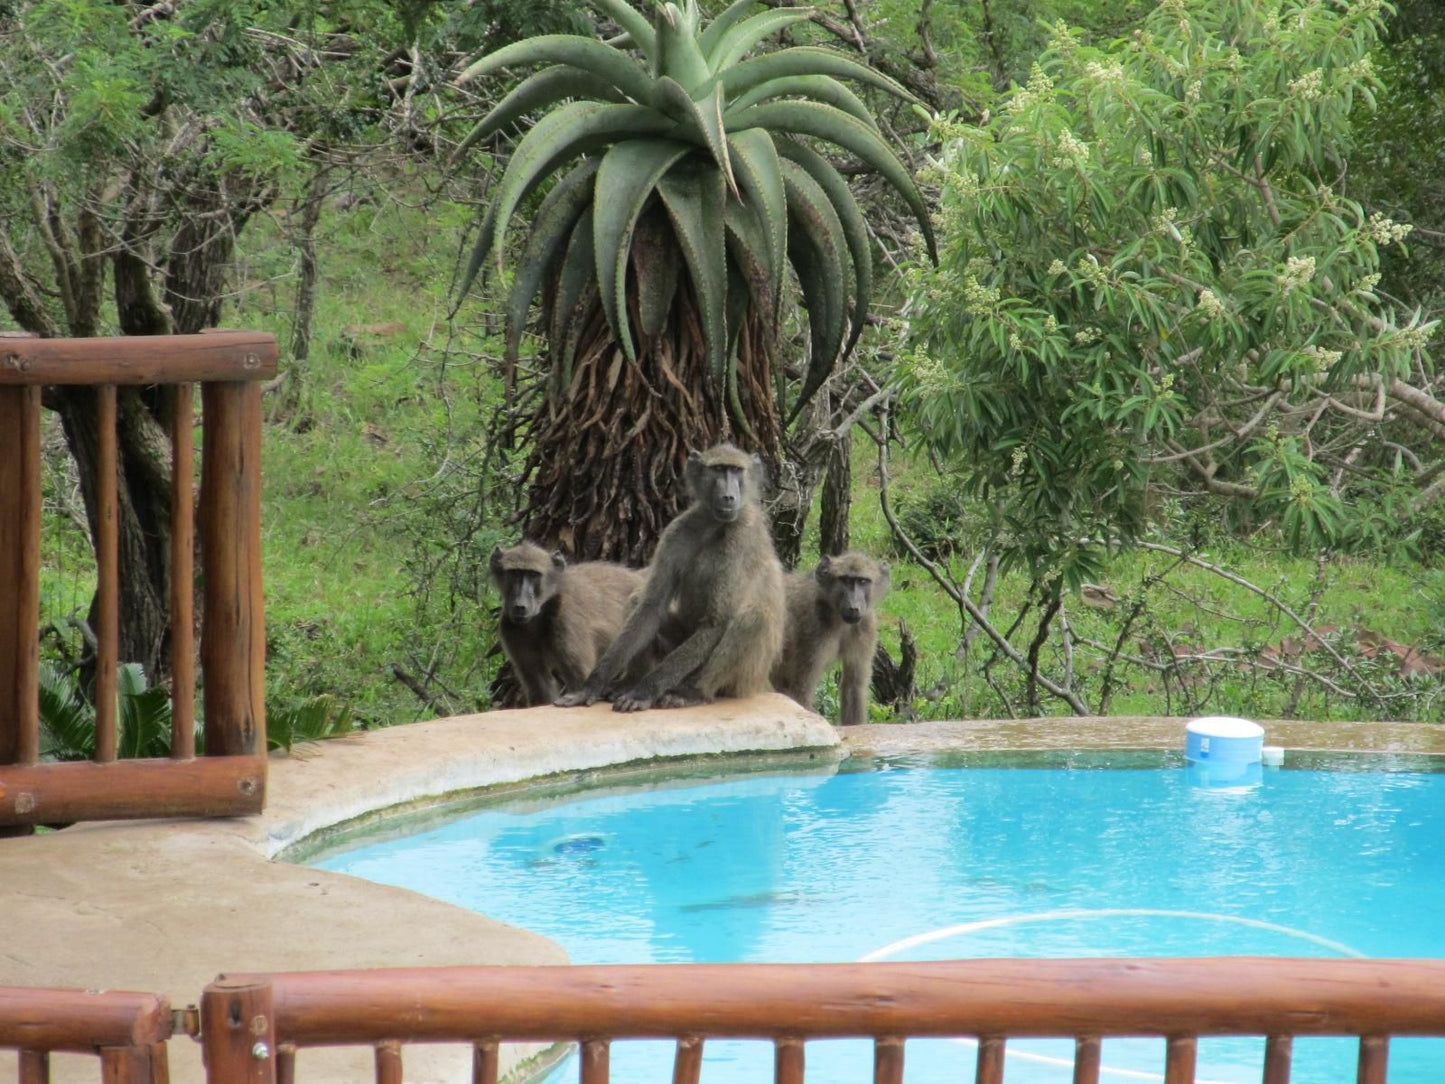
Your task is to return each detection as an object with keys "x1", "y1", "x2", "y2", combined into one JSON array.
[
  {"x1": 554, "y1": 688, "x2": 598, "y2": 708},
  {"x1": 611, "y1": 687, "x2": 656, "y2": 712}
]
